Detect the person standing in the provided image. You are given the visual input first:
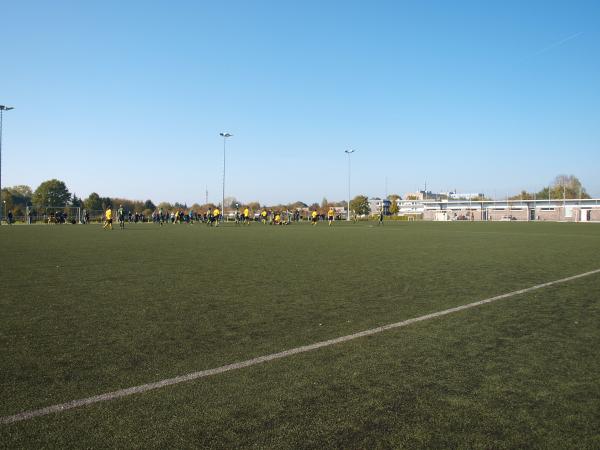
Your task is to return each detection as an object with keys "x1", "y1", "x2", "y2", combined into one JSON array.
[
  {"x1": 328, "y1": 208, "x2": 335, "y2": 226},
  {"x1": 103, "y1": 206, "x2": 113, "y2": 230},
  {"x1": 311, "y1": 210, "x2": 318, "y2": 226},
  {"x1": 118, "y1": 205, "x2": 125, "y2": 229}
]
